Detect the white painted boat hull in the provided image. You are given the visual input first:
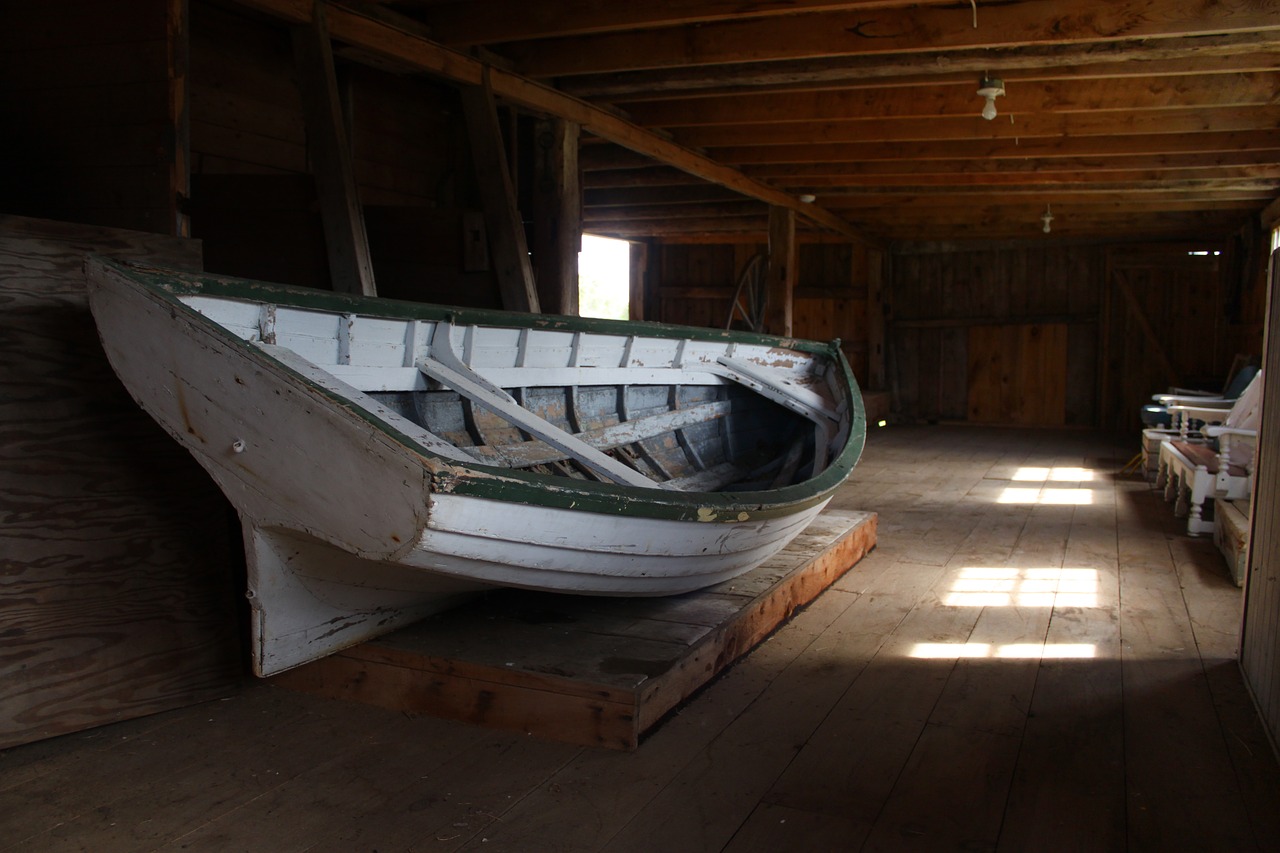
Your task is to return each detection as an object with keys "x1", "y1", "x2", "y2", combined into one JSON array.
[{"x1": 85, "y1": 260, "x2": 865, "y2": 675}]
